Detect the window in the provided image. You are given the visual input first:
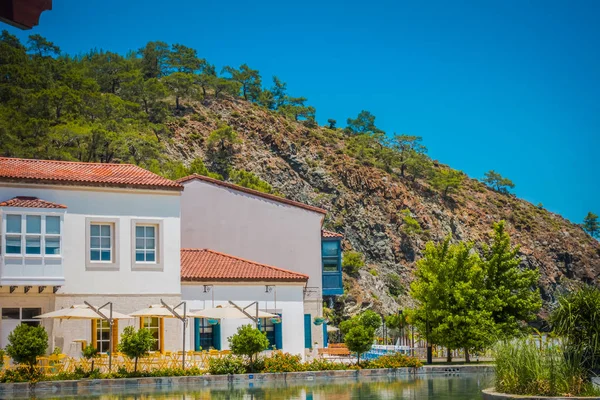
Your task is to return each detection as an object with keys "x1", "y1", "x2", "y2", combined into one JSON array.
[
  {"x1": 90, "y1": 224, "x2": 112, "y2": 262},
  {"x1": 25, "y1": 215, "x2": 41, "y2": 254},
  {"x1": 131, "y1": 219, "x2": 163, "y2": 271},
  {"x1": 323, "y1": 262, "x2": 339, "y2": 272},
  {"x1": 86, "y1": 218, "x2": 119, "y2": 270},
  {"x1": 135, "y1": 225, "x2": 156, "y2": 262},
  {"x1": 45, "y1": 216, "x2": 61, "y2": 255},
  {"x1": 141, "y1": 317, "x2": 161, "y2": 351},
  {"x1": 2, "y1": 308, "x2": 41, "y2": 327},
  {"x1": 260, "y1": 318, "x2": 276, "y2": 348},
  {"x1": 6, "y1": 215, "x2": 22, "y2": 254},
  {"x1": 196, "y1": 318, "x2": 213, "y2": 350},
  {"x1": 96, "y1": 319, "x2": 110, "y2": 353},
  {"x1": 322, "y1": 241, "x2": 340, "y2": 257},
  {"x1": 3, "y1": 214, "x2": 62, "y2": 256}
]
